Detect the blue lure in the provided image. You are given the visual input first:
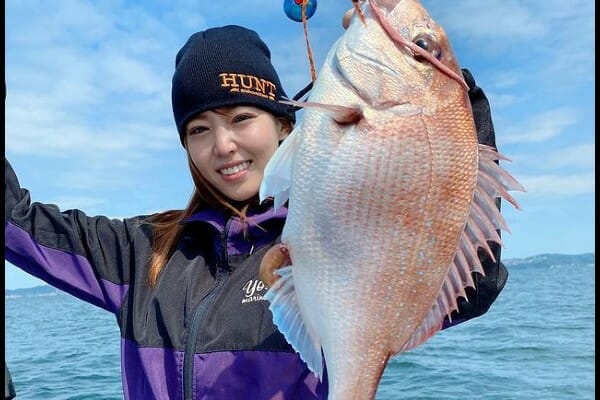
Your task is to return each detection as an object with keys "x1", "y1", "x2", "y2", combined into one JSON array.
[{"x1": 283, "y1": 0, "x2": 317, "y2": 22}]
